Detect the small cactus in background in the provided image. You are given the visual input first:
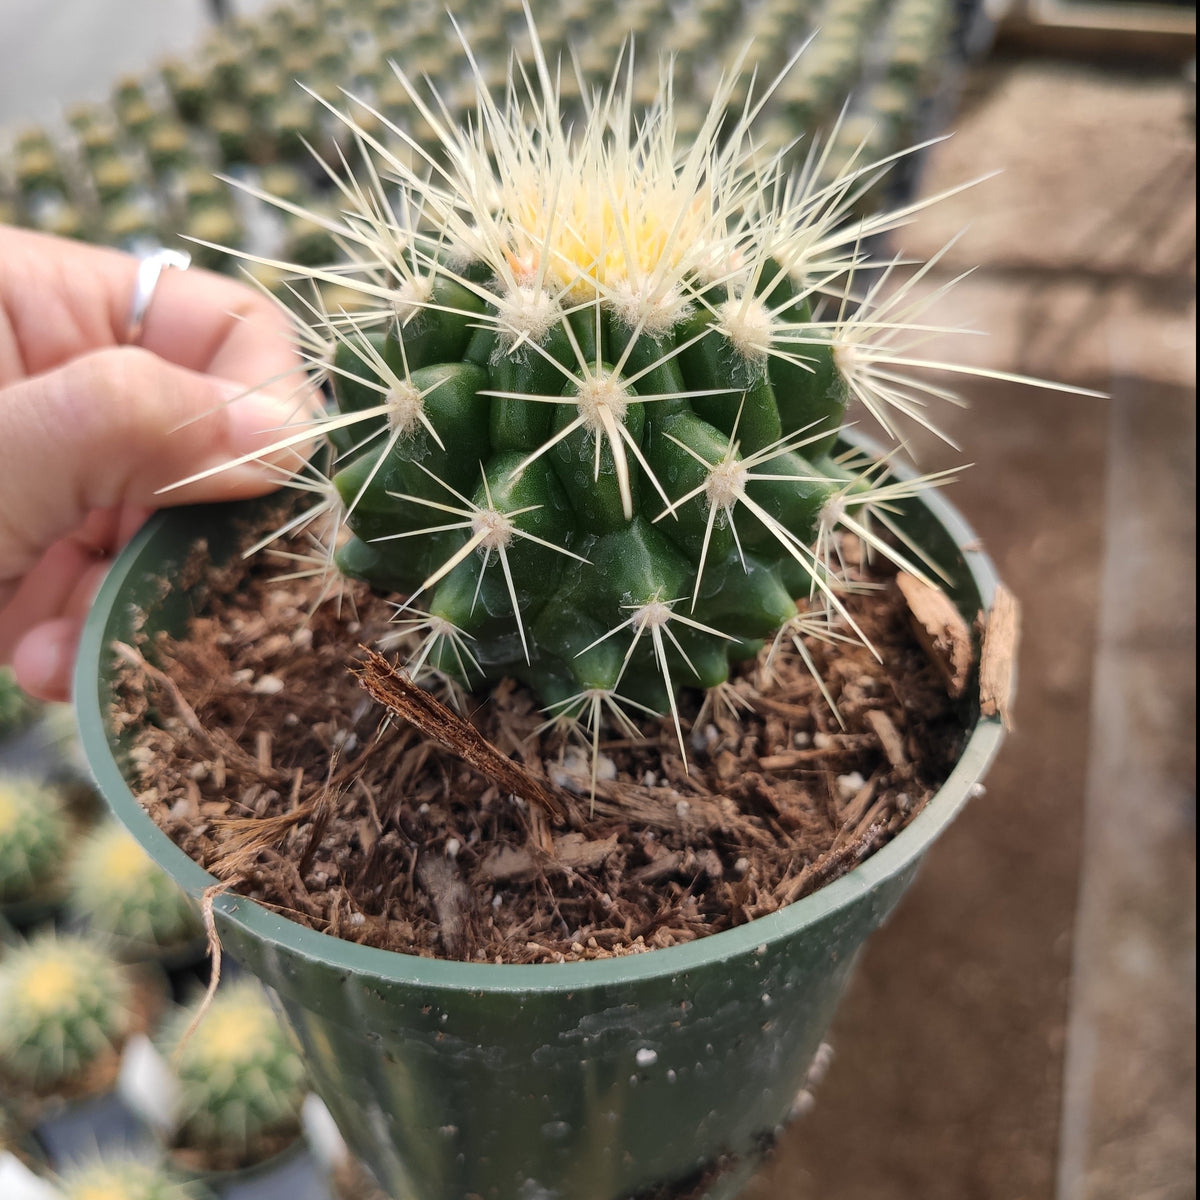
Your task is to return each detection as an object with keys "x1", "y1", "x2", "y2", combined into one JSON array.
[
  {"x1": 0, "y1": 931, "x2": 134, "y2": 1093},
  {"x1": 1, "y1": 0, "x2": 968, "y2": 291},
  {"x1": 39, "y1": 701, "x2": 92, "y2": 782},
  {"x1": 57, "y1": 1155, "x2": 206, "y2": 1200},
  {"x1": 160, "y1": 58, "x2": 211, "y2": 124},
  {"x1": 187, "y1": 13, "x2": 1074, "y2": 755},
  {"x1": 0, "y1": 776, "x2": 66, "y2": 908},
  {"x1": 163, "y1": 980, "x2": 307, "y2": 1166},
  {"x1": 0, "y1": 666, "x2": 39, "y2": 738},
  {"x1": 65, "y1": 819, "x2": 202, "y2": 955}
]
